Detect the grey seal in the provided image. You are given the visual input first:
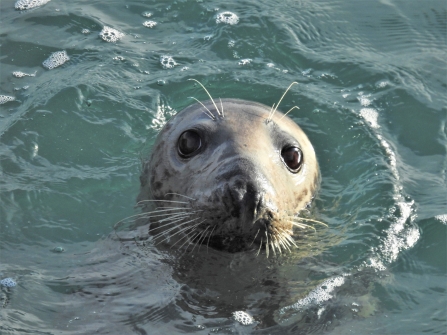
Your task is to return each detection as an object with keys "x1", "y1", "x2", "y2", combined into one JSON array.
[{"x1": 137, "y1": 81, "x2": 321, "y2": 256}]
